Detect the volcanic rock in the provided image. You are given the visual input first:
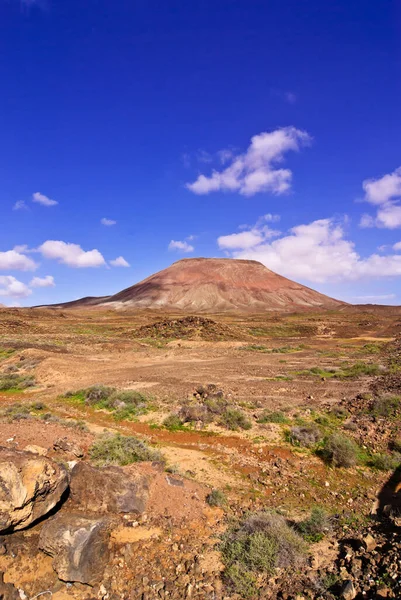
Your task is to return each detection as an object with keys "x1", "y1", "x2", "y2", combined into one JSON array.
[
  {"x1": 39, "y1": 513, "x2": 110, "y2": 585},
  {"x1": 69, "y1": 462, "x2": 149, "y2": 514},
  {"x1": 0, "y1": 447, "x2": 69, "y2": 533}
]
